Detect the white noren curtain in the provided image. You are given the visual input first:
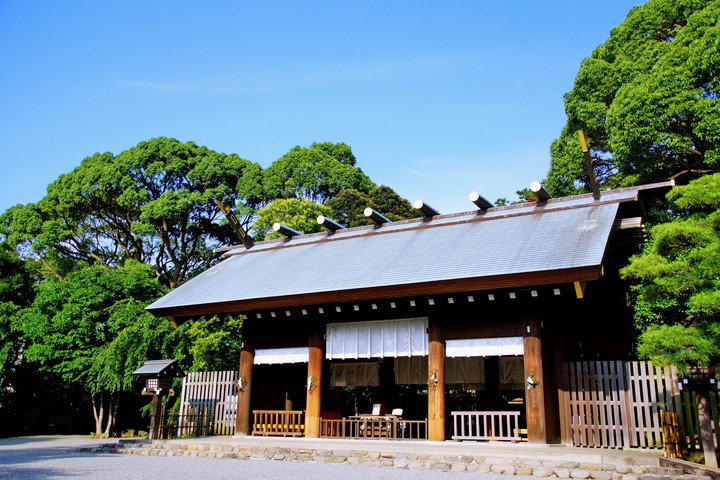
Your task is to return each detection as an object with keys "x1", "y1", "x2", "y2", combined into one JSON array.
[
  {"x1": 254, "y1": 347, "x2": 309, "y2": 365},
  {"x1": 326, "y1": 317, "x2": 428, "y2": 360},
  {"x1": 446, "y1": 336, "x2": 523, "y2": 357}
]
